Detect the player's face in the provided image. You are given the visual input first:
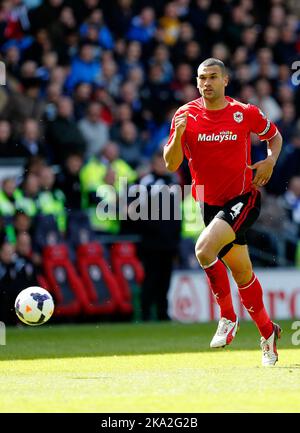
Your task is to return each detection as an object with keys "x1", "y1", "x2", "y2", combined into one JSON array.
[{"x1": 196, "y1": 66, "x2": 228, "y2": 101}]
